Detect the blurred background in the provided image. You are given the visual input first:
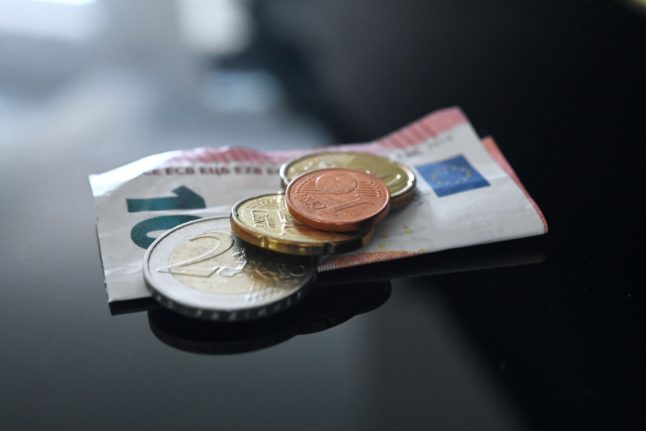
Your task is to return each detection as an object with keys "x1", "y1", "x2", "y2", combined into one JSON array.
[
  {"x1": 1, "y1": 0, "x2": 645, "y2": 154},
  {"x1": 1, "y1": 1, "x2": 645, "y2": 430}
]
